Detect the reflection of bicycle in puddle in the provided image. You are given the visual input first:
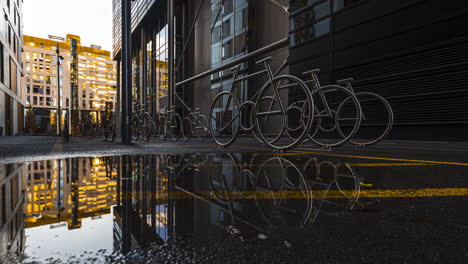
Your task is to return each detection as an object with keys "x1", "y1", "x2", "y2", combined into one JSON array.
[{"x1": 206, "y1": 153, "x2": 363, "y2": 242}]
